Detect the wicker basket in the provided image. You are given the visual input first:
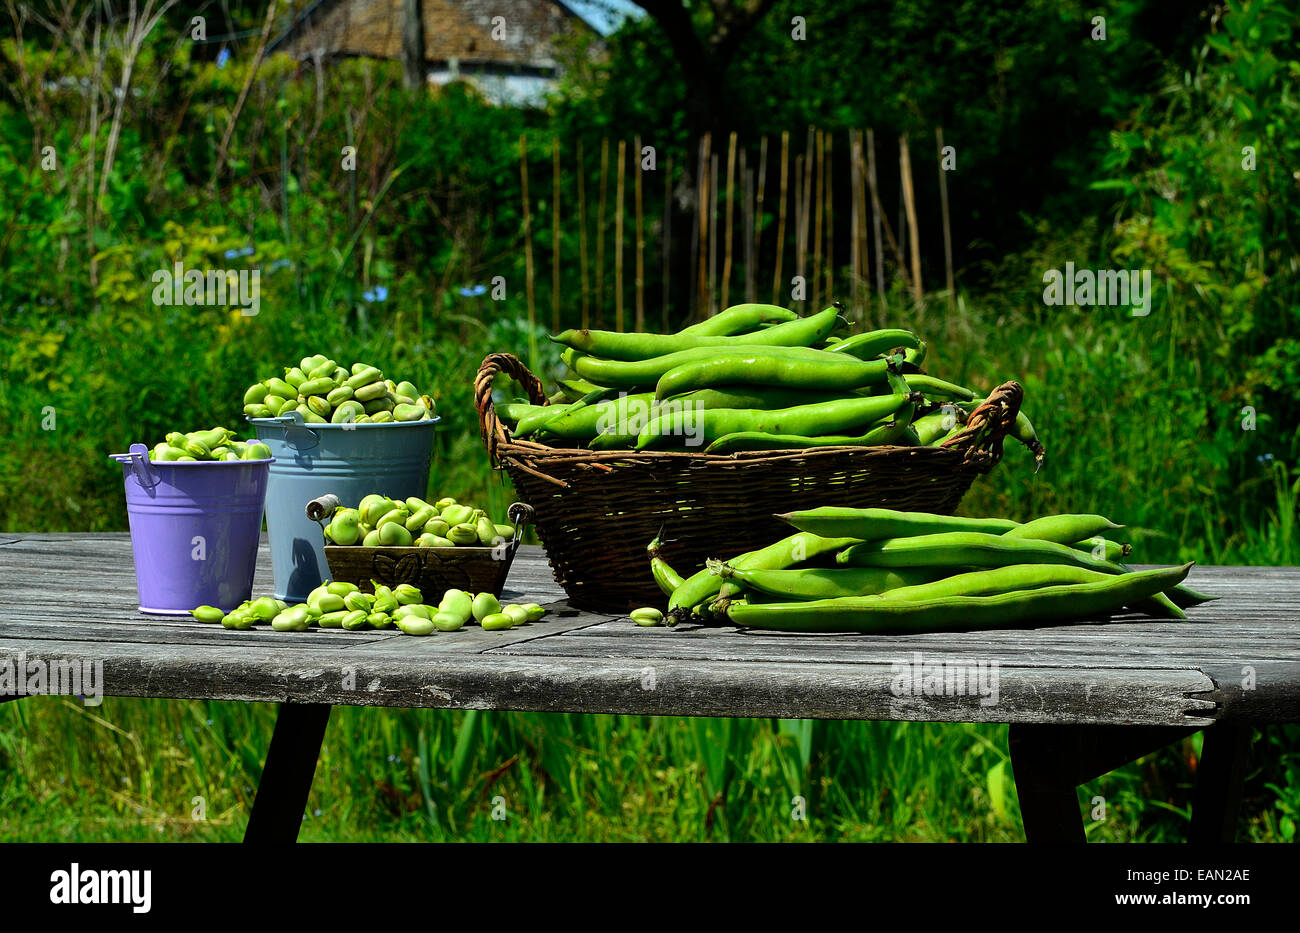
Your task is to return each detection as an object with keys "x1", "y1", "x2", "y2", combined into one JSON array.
[
  {"x1": 476, "y1": 353, "x2": 1024, "y2": 613},
  {"x1": 305, "y1": 495, "x2": 534, "y2": 603}
]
